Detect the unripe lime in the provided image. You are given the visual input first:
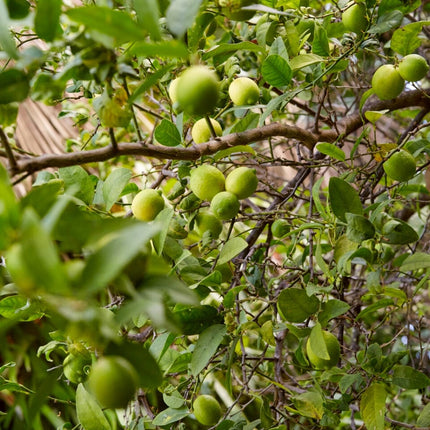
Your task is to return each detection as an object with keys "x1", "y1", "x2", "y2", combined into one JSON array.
[
  {"x1": 88, "y1": 356, "x2": 138, "y2": 409},
  {"x1": 189, "y1": 165, "x2": 225, "y2": 201},
  {"x1": 191, "y1": 118, "x2": 222, "y2": 144},
  {"x1": 193, "y1": 394, "x2": 222, "y2": 426},
  {"x1": 219, "y1": 0, "x2": 256, "y2": 21},
  {"x1": 383, "y1": 149, "x2": 416, "y2": 182},
  {"x1": 371, "y1": 65, "x2": 405, "y2": 100},
  {"x1": 195, "y1": 212, "x2": 223, "y2": 238},
  {"x1": 177, "y1": 66, "x2": 220, "y2": 116},
  {"x1": 306, "y1": 331, "x2": 340, "y2": 370},
  {"x1": 228, "y1": 77, "x2": 260, "y2": 106},
  {"x1": 271, "y1": 219, "x2": 290, "y2": 238},
  {"x1": 342, "y1": 2, "x2": 368, "y2": 34},
  {"x1": 131, "y1": 189, "x2": 165, "y2": 221},
  {"x1": 225, "y1": 166, "x2": 258, "y2": 200},
  {"x1": 210, "y1": 191, "x2": 240, "y2": 220},
  {"x1": 63, "y1": 349, "x2": 92, "y2": 384},
  {"x1": 398, "y1": 54, "x2": 429, "y2": 82},
  {"x1": 168, "y1": 77, "x2": 180, "y2": 104}
]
